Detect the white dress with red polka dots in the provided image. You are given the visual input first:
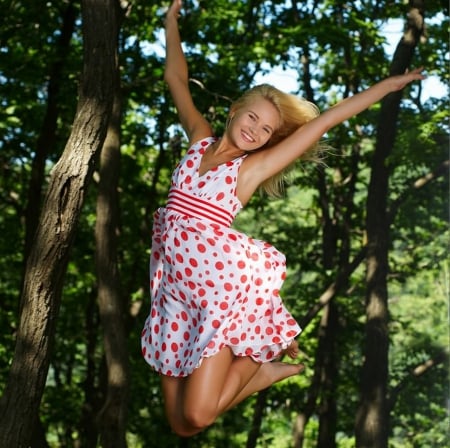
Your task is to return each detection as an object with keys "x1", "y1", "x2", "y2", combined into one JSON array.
[{"x1": 141, "y1": 137, "x2": 301, "y2": 377}]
